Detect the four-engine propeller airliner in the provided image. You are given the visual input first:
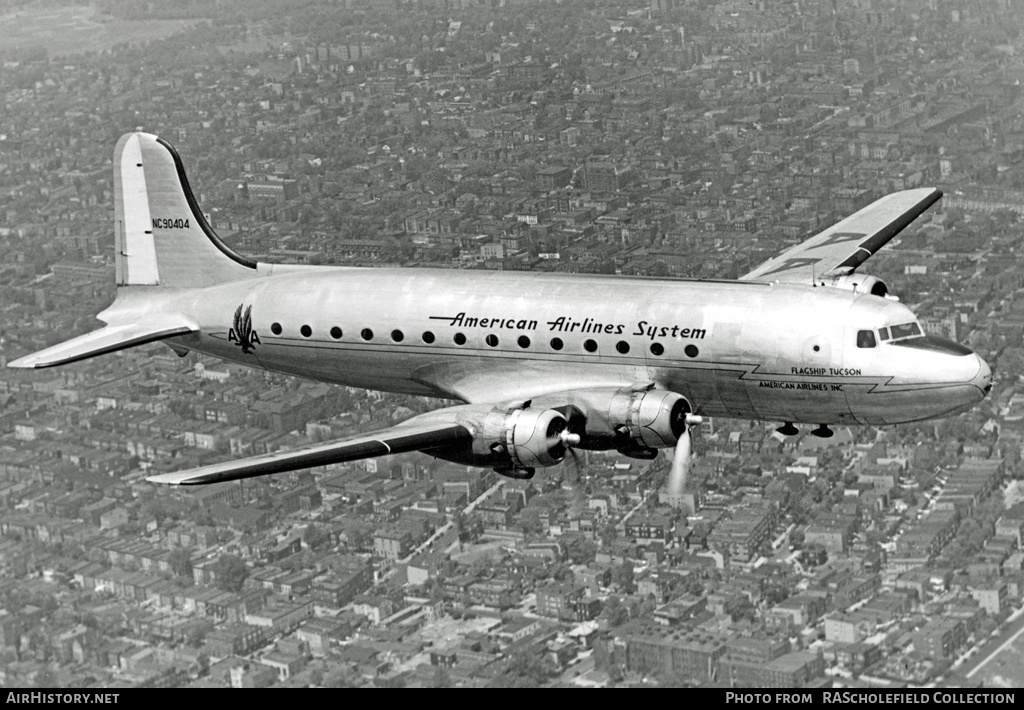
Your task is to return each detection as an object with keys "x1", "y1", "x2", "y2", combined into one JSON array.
[{"x1": 8, "y1": 133, "x2": 992, "y2": 487}]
